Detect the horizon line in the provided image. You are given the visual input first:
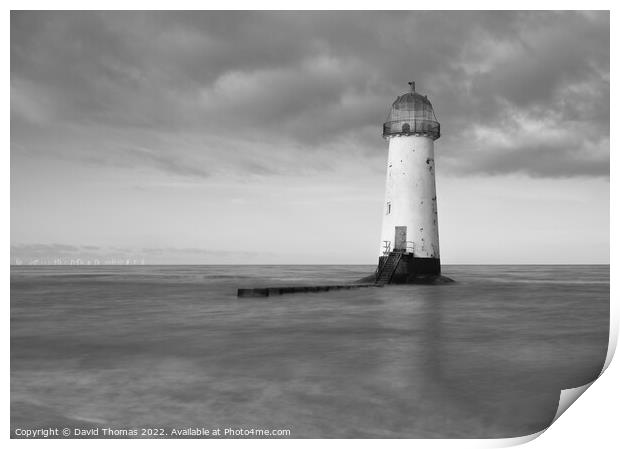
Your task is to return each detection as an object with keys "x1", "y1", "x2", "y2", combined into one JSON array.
[{"x1": 9, "y1": 263, "x2": 611, "y2": 267}]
